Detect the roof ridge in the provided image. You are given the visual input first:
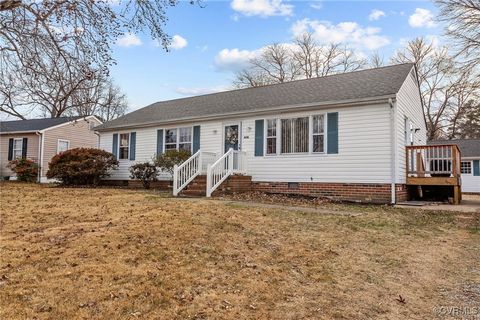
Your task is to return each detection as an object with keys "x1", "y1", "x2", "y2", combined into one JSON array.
[{"x1": 140, "y1": 62, "x2": 415, "y2": 107}]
